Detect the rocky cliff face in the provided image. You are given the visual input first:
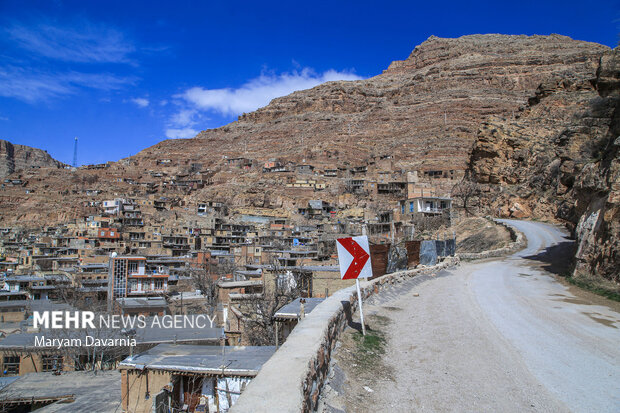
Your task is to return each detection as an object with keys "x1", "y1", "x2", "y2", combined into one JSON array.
[
  {"x1": 0, "y1": 139, "x2": 63, "y2": 178},
  {"x1": 119, "y1": 34, "x2": 608, "y2": 222},
  {"x1": 468, "y1": 48, "x2": 619, "y2": 288},
  {"x1": 135, "y1": 34, "x2": 607, "y2": 172}
]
